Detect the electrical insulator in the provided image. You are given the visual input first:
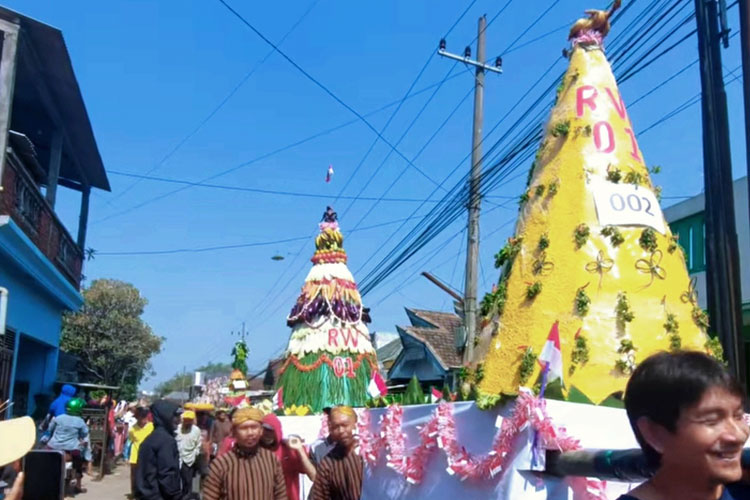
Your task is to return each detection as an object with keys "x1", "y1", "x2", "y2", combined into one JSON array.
[
  {"x1": 464, "y1": 46, "x2": 471, "y2": 58},
  {"x1": 439, "y1": 38, "x2": 446, "y2": 51},
  {"x1": 495, "y1": 56, "x2": 502, "y2": 68}
]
